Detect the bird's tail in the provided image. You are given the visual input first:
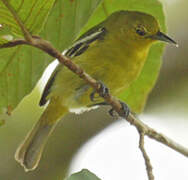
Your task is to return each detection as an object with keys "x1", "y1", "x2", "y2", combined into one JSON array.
[{"x1": 15, "y1": 98, "x2": 68, "y2": 172}]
